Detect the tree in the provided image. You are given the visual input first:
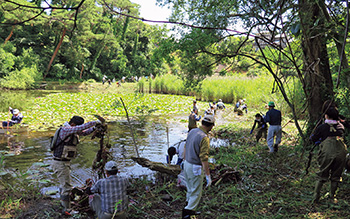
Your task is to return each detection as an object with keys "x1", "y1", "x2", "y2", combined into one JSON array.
[{"x1": 157, "y1": 0, "x2": 349, "y2": 139}]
